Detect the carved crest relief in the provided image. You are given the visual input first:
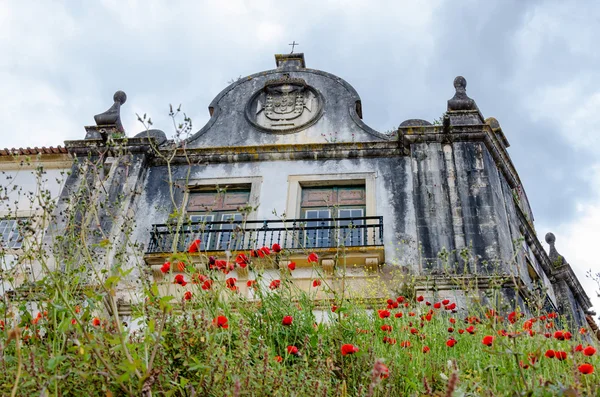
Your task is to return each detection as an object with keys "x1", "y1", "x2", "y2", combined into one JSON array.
[{"x1": 246, "y1": 74, "x2": 323, "y2": 133}]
